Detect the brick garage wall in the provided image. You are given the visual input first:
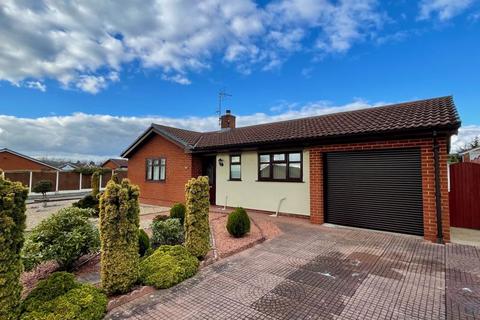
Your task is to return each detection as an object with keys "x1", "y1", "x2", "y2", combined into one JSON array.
[
  {"x1": 102, "y1": 160, "x2": 117, "y2": 170},
  {"x1": 309, "y1": 137, "x2": 450, "y2": 242},
  {"x1": 127, "y1": 134, "x2": 198, "y2": 207},
  {"x1": 0, "y1": 151, "x2": 53, "y2": 171}
]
